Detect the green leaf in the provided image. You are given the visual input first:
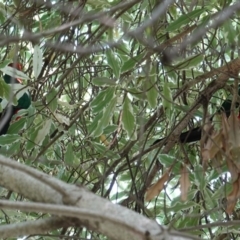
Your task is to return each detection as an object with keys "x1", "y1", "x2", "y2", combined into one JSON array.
[
  {"x1": 103, "y1": 125, "x2": 118, "y2": 134},
  {"x1": 100, "y1": 97, "x2": 117, "y2": 128},
  {"x1": 194, "y1": 165, "x2": 206, "y2": 191},
  {"x1": 121, "y1": 53, "x2": 145, "y2": 73},
  {"x1": 0, "y1": 66, "x2": 30, "y2": 80},
  {"x1": 162, "y1": 82, "x2": 172, "y2": 110},
  {"x1": 159, "y1": 154, "x2": 175, "y2": 165},
  {"x1": 92, "y1": 142, "x2": 120, "y2": 159},
  {"x1": 145, "y1": 80, "x2": 158, "y2": 108},
  {"x1": 0, "y1": 60, "x2": 11, "y2": 69},
  {"x1": 127, "y1": 87, "x2": 146, "y2": 100},
  {"x1": 92, "y1": 77, "x2": 116, "y2": 86},
  {"x1": 0, "y1": 134, "x2": 20, "y2": 146},
  {"x1": 65, "y1": 142, "x2": 75, "y2": 165},
  {"x1": 168, "y1": 201, "x2": 196, "y2": 212},
  {"x1": 106, "y1": 50, "x2": 120, "y2": 79},
  {"x1": 174, "y1": 54, "x2": 204, "y2": 70},
  {"x1": 33, "y1": 45, "x2": 43, "y2": 78},
  {"x1": 34, "y1": 119, "x2": 52, "y2": 145},
  {"x1": 91, "y1": 97, "x2": 117, "y2": 137},
  {"x1": 166, "y1": 8, "x2": 204, "y2": 32},
  {"x1": 46, "y1": 89, "x2": 58, "y2": 112},
  {"x1": 0, "y1": 79, "x2": 11, "y2": 100},
  {"x1": 7, "y1": 117, "x2": 26, "y2": 134},
  {"x1": 88, "y1": 111, "x2": 103, "y2": 135},
  {"x1": 26, "y1": 106, "x2": 36, "y2": 129},
  {"x1": 122, "y1": 96, "x2": 136, "y2": 139},
  {"x1": 90, "y1": 87, "x2": 115, "y2": 114}
]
